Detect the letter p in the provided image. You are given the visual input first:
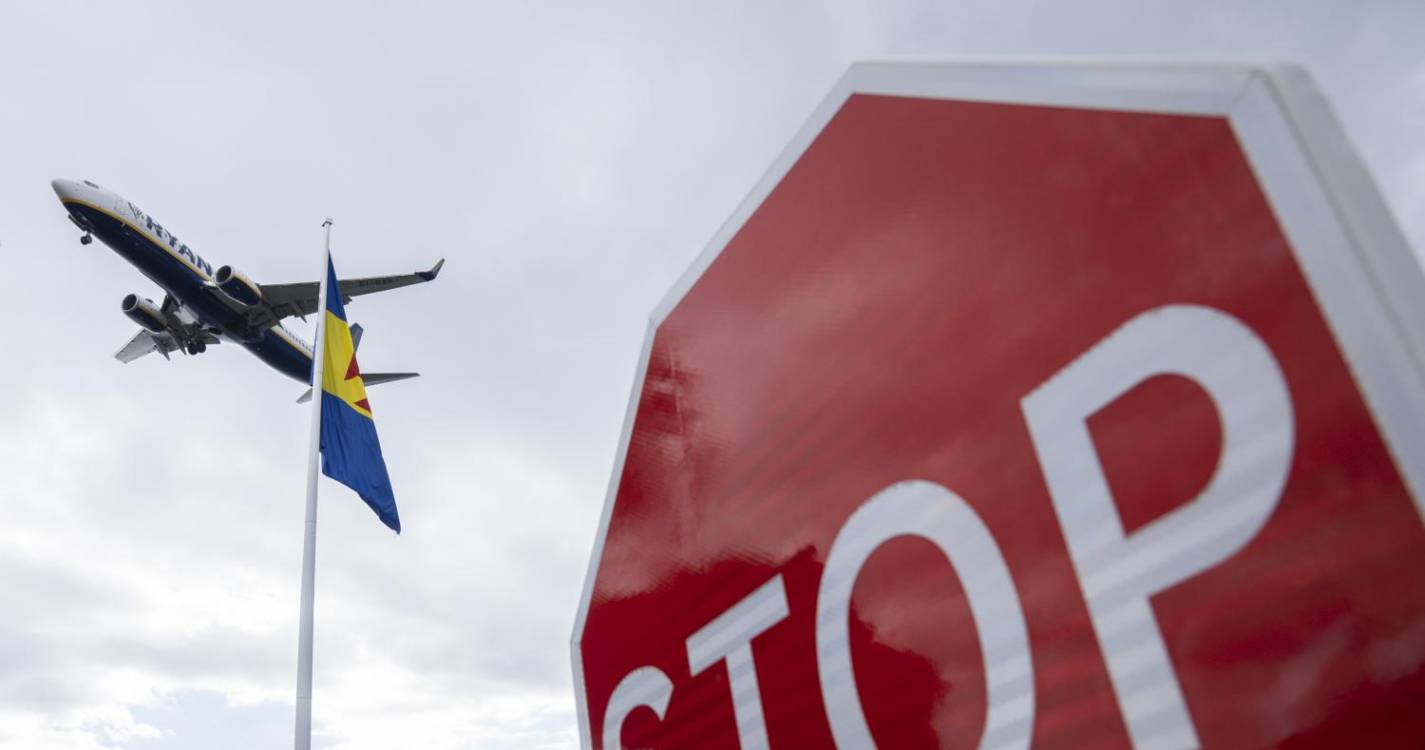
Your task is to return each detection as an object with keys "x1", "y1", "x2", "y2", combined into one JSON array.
[{"x1": 1021, "y1": 305, "x2": 1294, "y2": 750}]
